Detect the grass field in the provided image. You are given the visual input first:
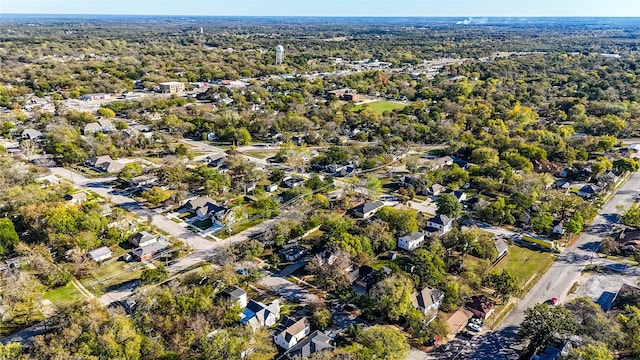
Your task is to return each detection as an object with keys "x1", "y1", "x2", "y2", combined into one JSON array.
[
  {"x1": 80, "y1": 260, "x2": 144, "y2": 296},
  {"x1": 491, "y1": 245, "x2": 556, "y2": 293},
  {"x1": 44, "y1": 282, "x2": 86, "y2": 306},
  {"x1": 354, "y1": 100, "x2": 406, "y2": 114}
]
